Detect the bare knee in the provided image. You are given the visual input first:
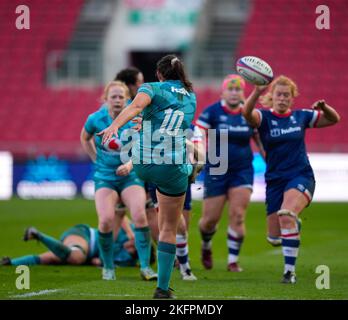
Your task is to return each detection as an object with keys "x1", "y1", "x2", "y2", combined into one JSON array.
[
  {"x1": 98, "y1": 216, "x2": 114, "y2": 232},
  {"x1": 159, "y1": 223, "x2": 177, "y2": 243},
  {"x1": 132, "y1": 213, "x2": 148, "y2": 228},
  {"x1": 231, "y1": 208, "x2": 246, "y2": 226}
]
